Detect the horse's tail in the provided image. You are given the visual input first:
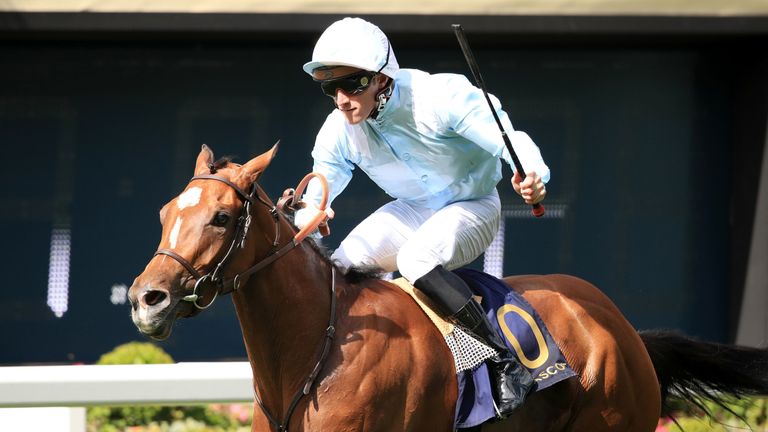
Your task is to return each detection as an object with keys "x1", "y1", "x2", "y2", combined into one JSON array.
[{"x1": 639, "y1": 329, "x2": 768, "y2": 416}]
